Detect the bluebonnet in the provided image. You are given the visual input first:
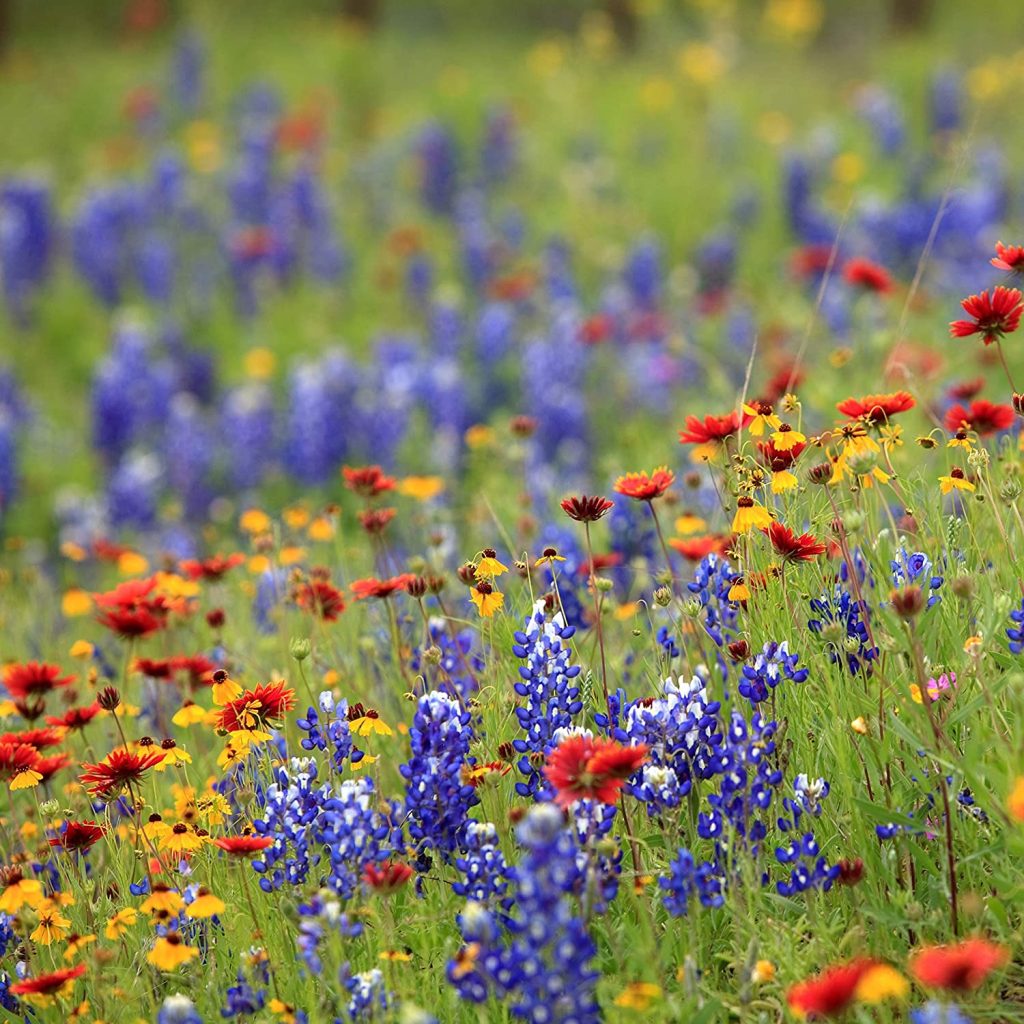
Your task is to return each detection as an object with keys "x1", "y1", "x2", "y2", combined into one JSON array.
[
  {"x1": 220, "y1": 969, "x2": 266, "y2": 1018},
  {"x1": 295, "y1": 892, "x2": 363, "y2": 977},
  {"x1": 623, "y1": 237, "x2": 661, "y2": 311},
  {"x1": 220, "y1": 383, "x2": 275, "y2": 491},
  {"x1": 1006, "y1": 597, "x2": 1024, "y2": 654},
  {"x1": 0, "y1": 408, "x2": 17, "y2": 525},
  {"x1": 417, "y1": 122, "x2": 459, "y2": 216},
  {"x1": 344, "y1": 967, "x2": 391, "y2": 1021},
  {"x1": 452, "y1": 821, "x2": 513, "y2": 917},
  {"x1": 172, "y1": 31, "x2": 205, "y2": 114},
  {"x1": 686, "y1": 552, "x2": 742, "y2": 655},
  {"x1": 158, "y1": 994, "x2": 203, "y2": 1024},
  {"x1": 738, "y1": 641, "x2": 808, "y2": 705},
  {"x1": 891, "y1": 549, "x2": 944, "y2": 609},
  {"x1": 164, "y1": 393, "x2": 213, "y2": 521},
  {"x1": 511, "y1": 600, "x2": 583, "y2": 798},
  {"x1": 808, "y1": 585, "x2": 878, "y2": 674},
  {"x1": 252, "y1": 760, "x2": 395, "y2": 897},
  {"x1": 911, "y1": 1002, "x2": 972, "y2": 1024},
  {"x1": 855, "y1": 84, "x2": 906, "y2": 156},
  {"x1": 1, "y1": 178, "x2": 53, "y2": 325},
  {"x1": 410, "y1": 618, "x2": 483, "y2": 700},
  {"x1": 106, "y1": 452, "x2": 163, "y2": 530},
  {"x1": 400, "y1": 691, "x2": 478, "y2": 862},
  {"x1": 660, "y1": 848, "x2": 725, "y2": 915},
  {"x1": 448, "y1": 803, "x2": 601, "y2": 1024},
  {"x1": 296, "y1": 692, "x2": 366, "y2": 774},
  {"x1": 929, "y1": 70, "x2": 963, "y2": 135},
  {"x1": 480, "y1": 106, "x2": 518, "y2": 185}
]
